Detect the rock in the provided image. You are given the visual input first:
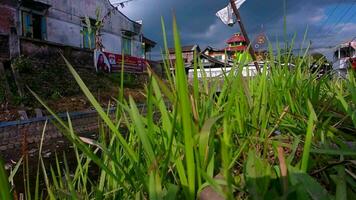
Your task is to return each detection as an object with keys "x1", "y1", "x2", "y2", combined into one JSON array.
[{"x1": 199, "y1": 174, "x2": 225, "y2": 200}]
